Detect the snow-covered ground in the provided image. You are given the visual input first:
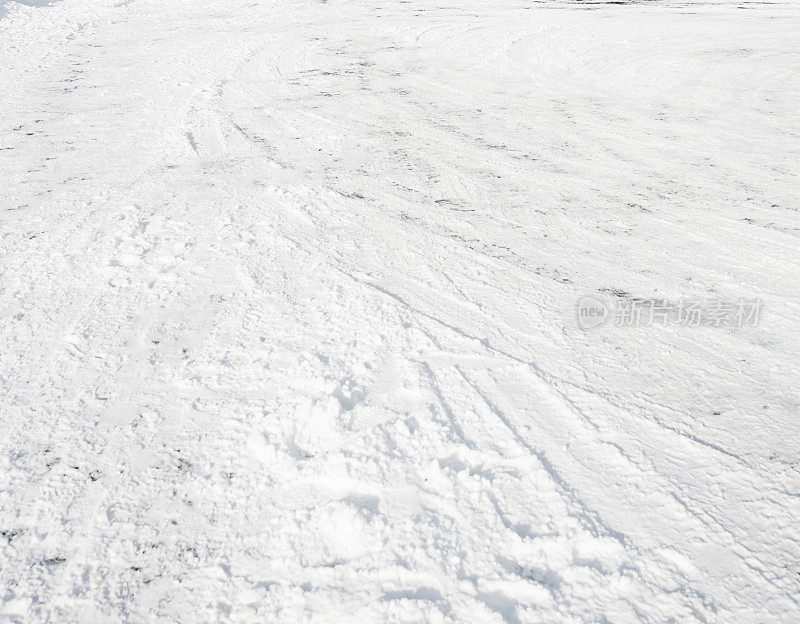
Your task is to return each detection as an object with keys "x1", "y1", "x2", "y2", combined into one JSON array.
[{"x1": 1, "y1": 0, "x2": 799, "y2": 621}]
